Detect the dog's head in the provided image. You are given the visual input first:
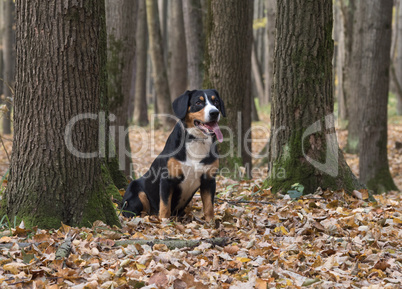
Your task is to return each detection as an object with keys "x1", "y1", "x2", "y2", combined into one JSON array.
[{"x1": 172, "y1": 89, "x2": 226, "y2": 142}]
